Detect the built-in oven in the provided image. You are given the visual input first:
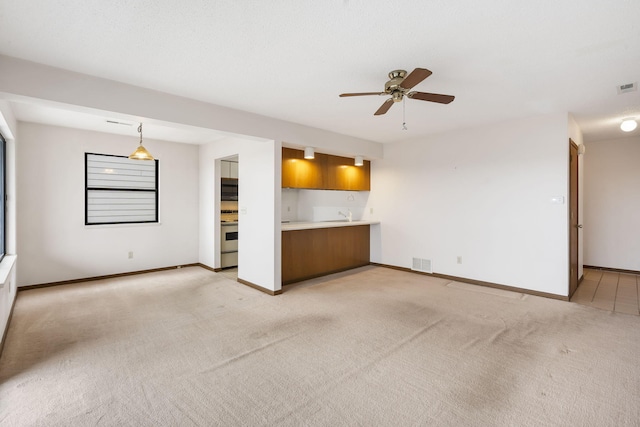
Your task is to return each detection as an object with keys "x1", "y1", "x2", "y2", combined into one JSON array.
[{"x1": 221, "y1": 222, "x2": 238, "y2": 268}]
